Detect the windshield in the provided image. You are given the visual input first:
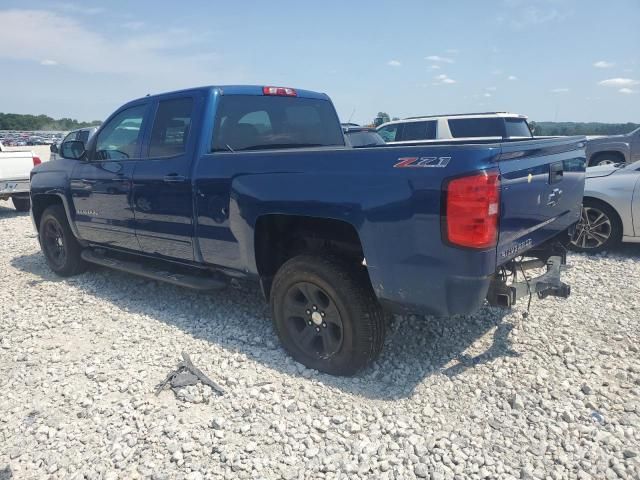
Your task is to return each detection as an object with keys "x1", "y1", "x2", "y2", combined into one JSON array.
[{"x1": 212, "y1": 95, "x2": 345, "y2": 152}]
